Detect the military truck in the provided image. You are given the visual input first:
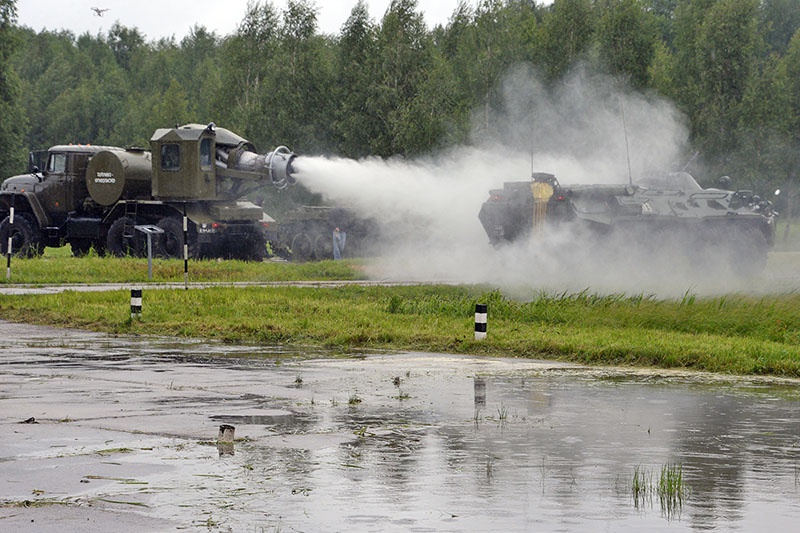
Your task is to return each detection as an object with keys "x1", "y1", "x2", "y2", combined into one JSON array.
[
  {"x1": 478, "y1": 171, "x2": 777, "y2": 277},
  {"x1": 0, "y1": 123, "x2": 297, "y2": 261}
]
